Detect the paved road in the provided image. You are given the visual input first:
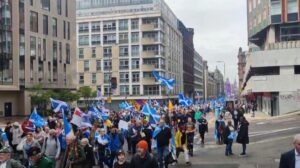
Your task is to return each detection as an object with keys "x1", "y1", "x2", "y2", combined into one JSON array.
[{"x1": 183, "y1": 112, "x2": 300, "y2": 168}]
